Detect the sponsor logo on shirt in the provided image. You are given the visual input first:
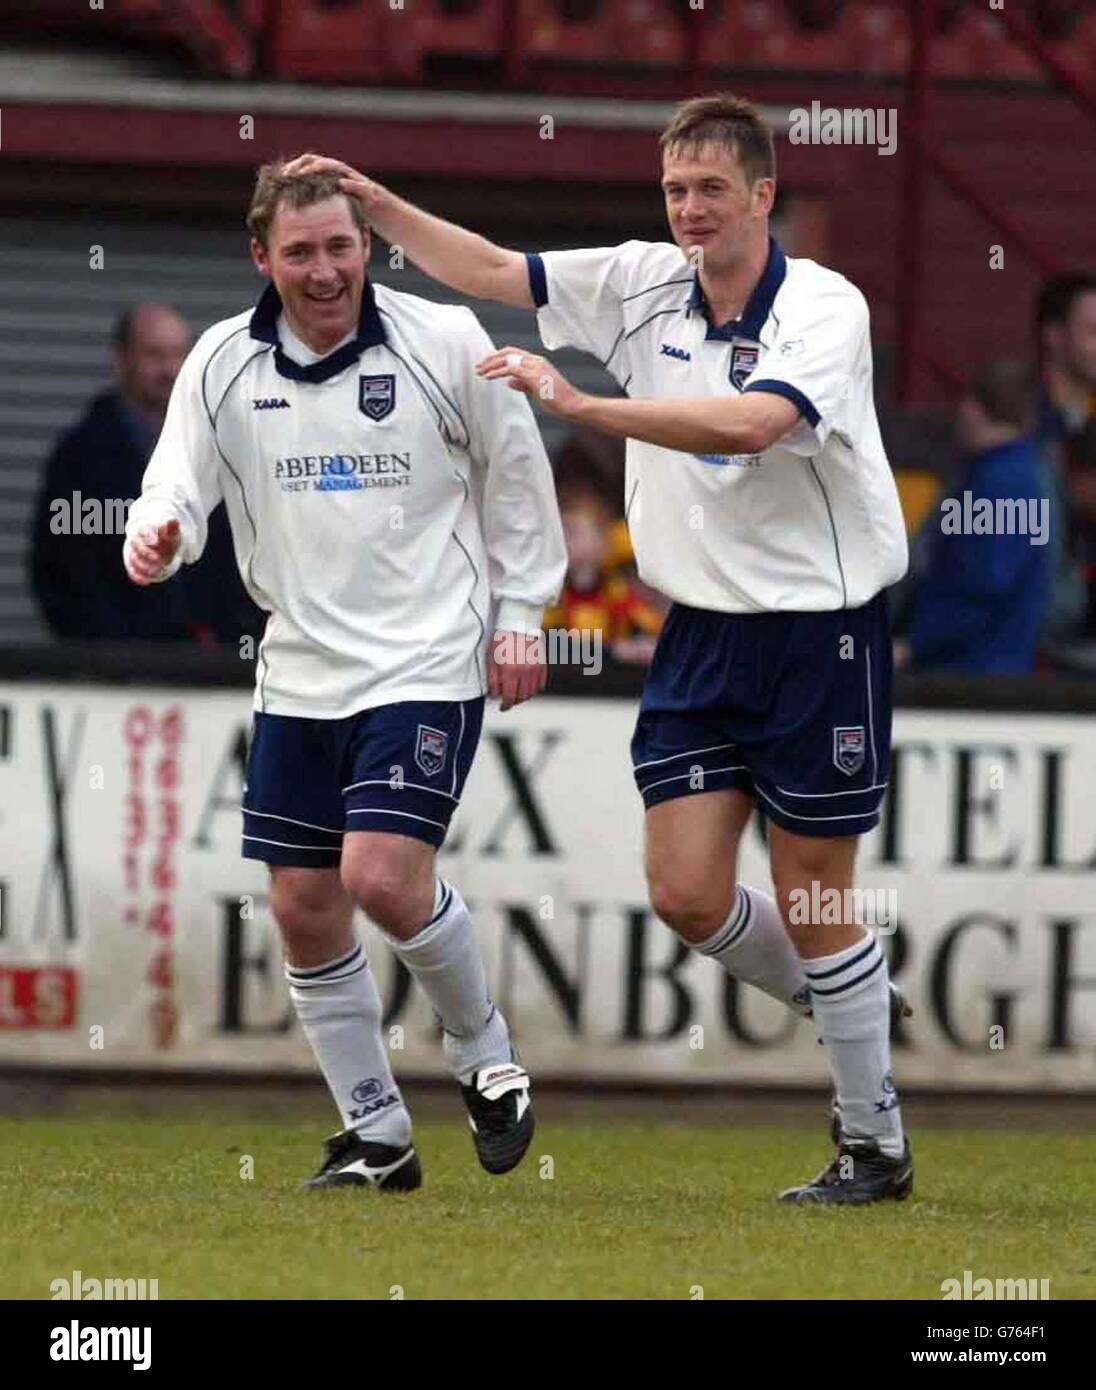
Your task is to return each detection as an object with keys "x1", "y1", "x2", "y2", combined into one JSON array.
[
  {"x1": 659, "y1": 343, "x2": 692, "y2": 362},
  {"x1": 692, "y1": 453, "x2": 763, "y2": 468},
  {"x1": 253, "y1": 397, "x2": 291, "y2": 410},
  {"x1": 272, "y1": 452, "x2": 412, "y2": 492}
]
